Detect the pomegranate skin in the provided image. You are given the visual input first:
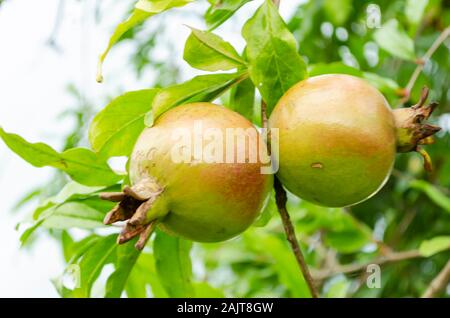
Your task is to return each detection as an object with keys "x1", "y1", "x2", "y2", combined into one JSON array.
[
  {"x1": 269, "y1": 74, "x2": 396, "y2": 207},
  {"x1": 129, "y1": 103, "x2": 272, "y2": 242}
]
